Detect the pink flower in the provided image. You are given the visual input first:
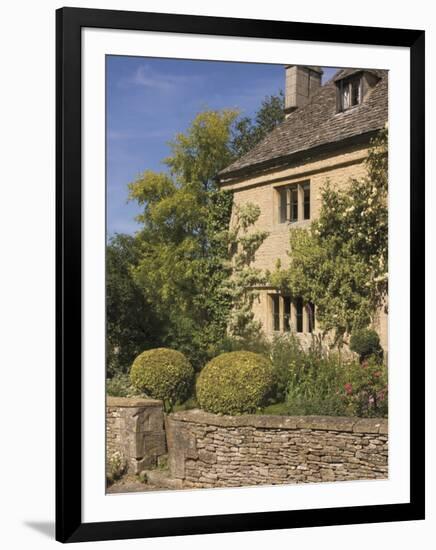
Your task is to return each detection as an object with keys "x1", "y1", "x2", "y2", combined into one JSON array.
[
  {"x1": 377, "y1": 389, "x2": 387, "y2": 401},
  {"x1": 344, "y1": 383, "x2": 353, "y2": 395}
]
